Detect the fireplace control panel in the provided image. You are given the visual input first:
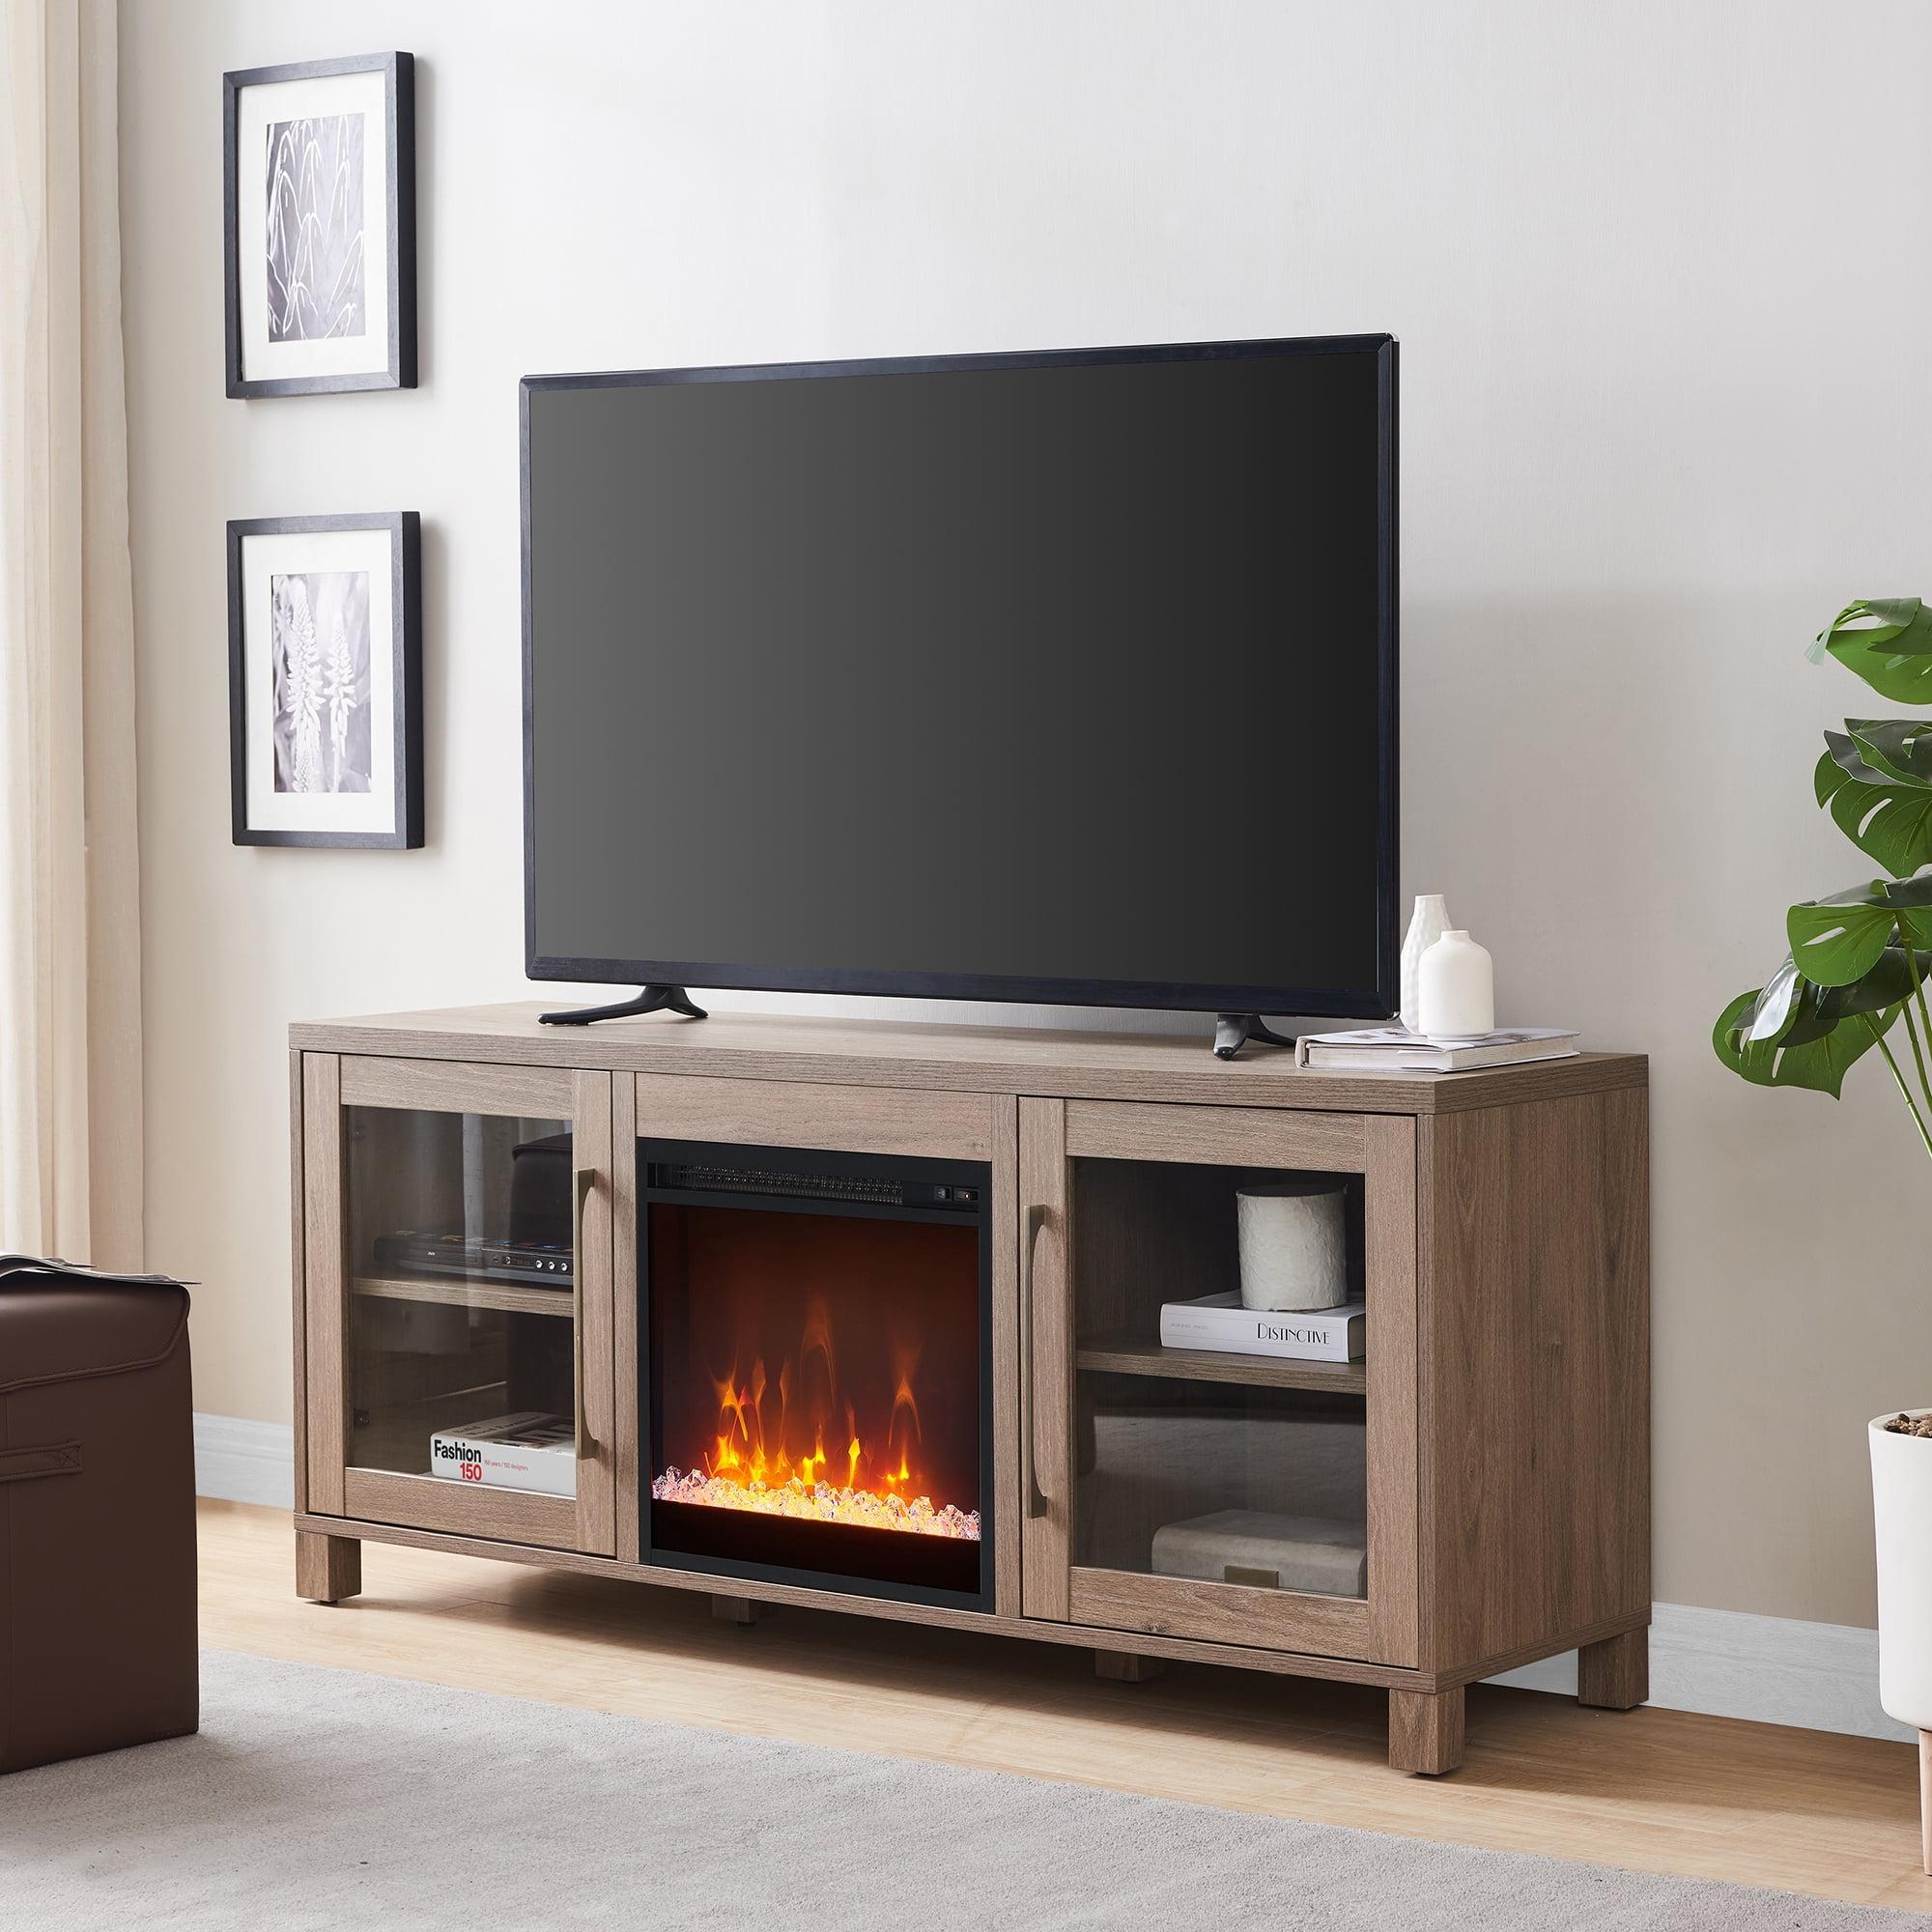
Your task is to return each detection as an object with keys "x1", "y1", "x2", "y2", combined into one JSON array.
[{"x1": 650, "y1": 1156, "x2": 980, "y2": 1214}]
